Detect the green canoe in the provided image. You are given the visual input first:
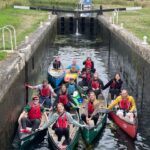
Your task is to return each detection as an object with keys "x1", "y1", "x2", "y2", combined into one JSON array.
[
  {"x1": 80, "y1": 96, "x2": 107, "y2": 144},
  {"x1": 48, "y1": 109, "x2": 80, "y2": 150}
]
